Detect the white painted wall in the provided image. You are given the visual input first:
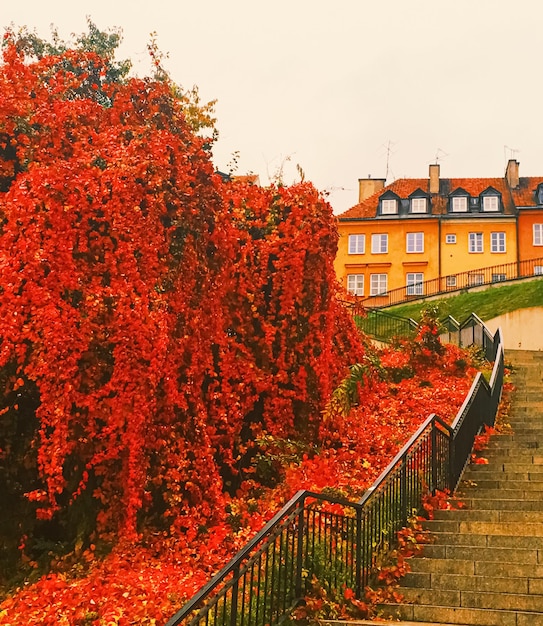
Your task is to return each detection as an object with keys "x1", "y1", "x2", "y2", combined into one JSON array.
[{"x1": 485, "y1": 307, "x2": 543, "y2": 351}]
